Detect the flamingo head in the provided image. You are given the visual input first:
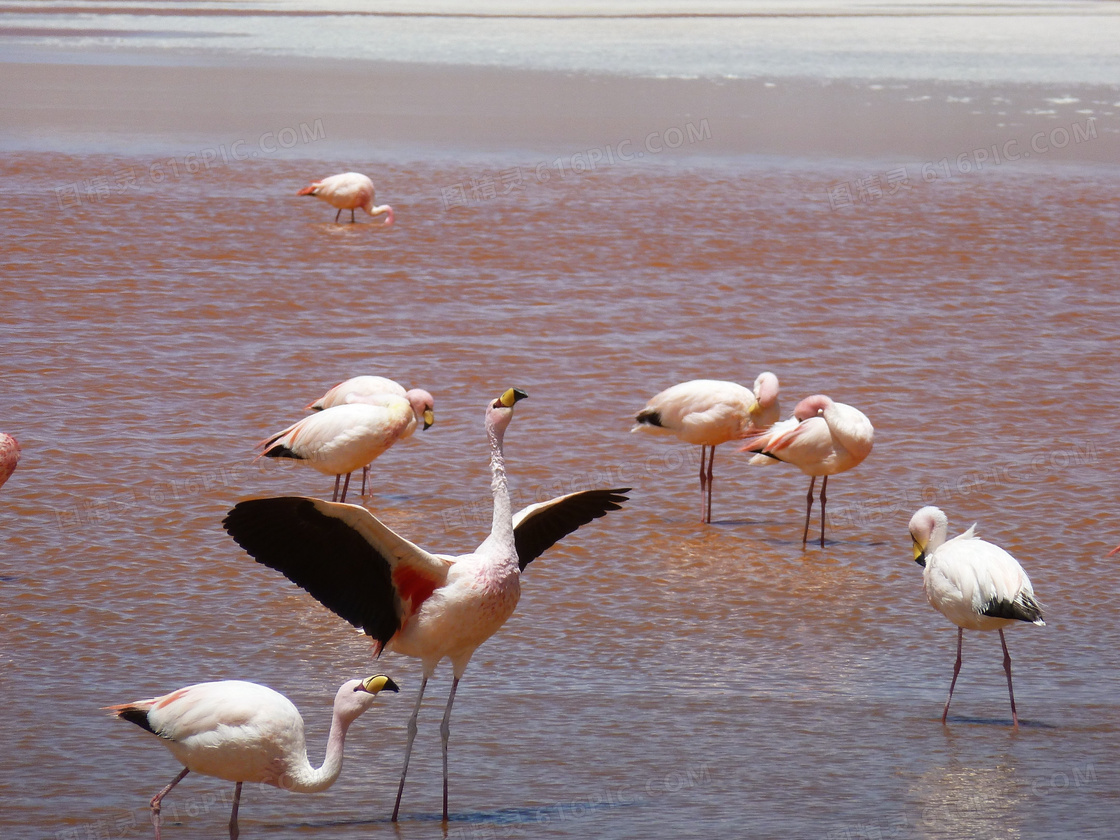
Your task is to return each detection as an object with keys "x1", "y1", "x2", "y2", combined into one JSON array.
[
  {"x1": 372, "y1": 204, "x2": 395, "y2": 226},
  {"x1": 793, "y1": 394, "x2": 833, "y2": 422},
  {"x1": 908, "y1": 505, "x2": 948, "y2": 567},
  {"x1": 405, "y1": 388, "x2": 436, "y2": 430},
  {"x1": 486, "y1": 388, "x2": 528, "y2": 438},
  {"x1": 753, "y1": 371, "x2": 780, "y2": 409},
  {"x1": 336, "y1": 674, "x2": 400, "y2": 721}
]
